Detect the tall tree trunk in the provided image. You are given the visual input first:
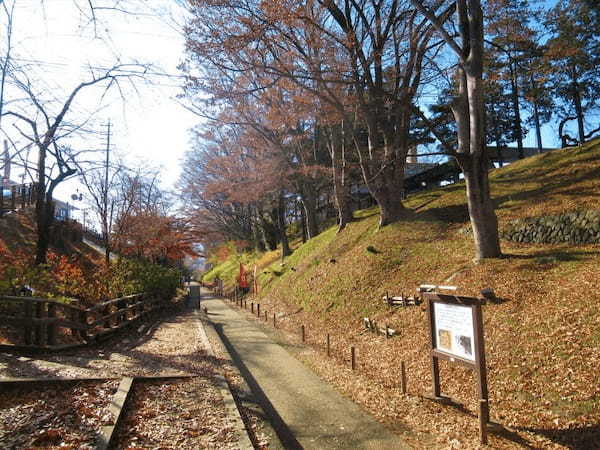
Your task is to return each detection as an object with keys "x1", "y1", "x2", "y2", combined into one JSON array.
[
  {"x1": 509, "y1": 61, "x2": 524, "y2": 159},
  {"x1": 35, "y1": 144, "x2": 48, "y2": 265},
  {"x1": 492, "y1": 99, "x2": 504, "y2": 167},
  {"x1": 461, "y1": 152, "x2": 501, "y2": 259},
  {"x1": 326, "y1": 121, "x2": 354, "y2": 232},
  {"x1": 252, "y1": 206, "x2": 266, "y2": 252},
  {"x1": 367, "y1": 178, "x2": 405, "y2": 226},
  {"x1": 332, "y1": 166, "x2": 353, "y2": 232},
  {"x1": 301, "y1": 183, "x2": 319, "y2": 239},
  {"x1": 259, "y1": 205, "x2": 278, "y2": 250},
  {"x1": 460, "y1": 69, "x2": 501, "y2": 259},
  {"x1": 299, "y1": 201, "x2": 308, "y2": 243},
  {"x1": 572, "y1": 72, "x2": 586, "y2": 144},
  {"x1": 530, "y1": 75, "x2": 543, "y2": 153},
  {"x1": 35, "y1": 195, "x2": 54, "y2": 265},
  {"x1": 357, "y1": 122, "x2": 406, "y2": 228},
  {"x1": 411, "y1": 0, "x2": 501, "y2": 259},
  {"x1": 277, "y1": 192, "x2": 292, "y2": 258}
]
